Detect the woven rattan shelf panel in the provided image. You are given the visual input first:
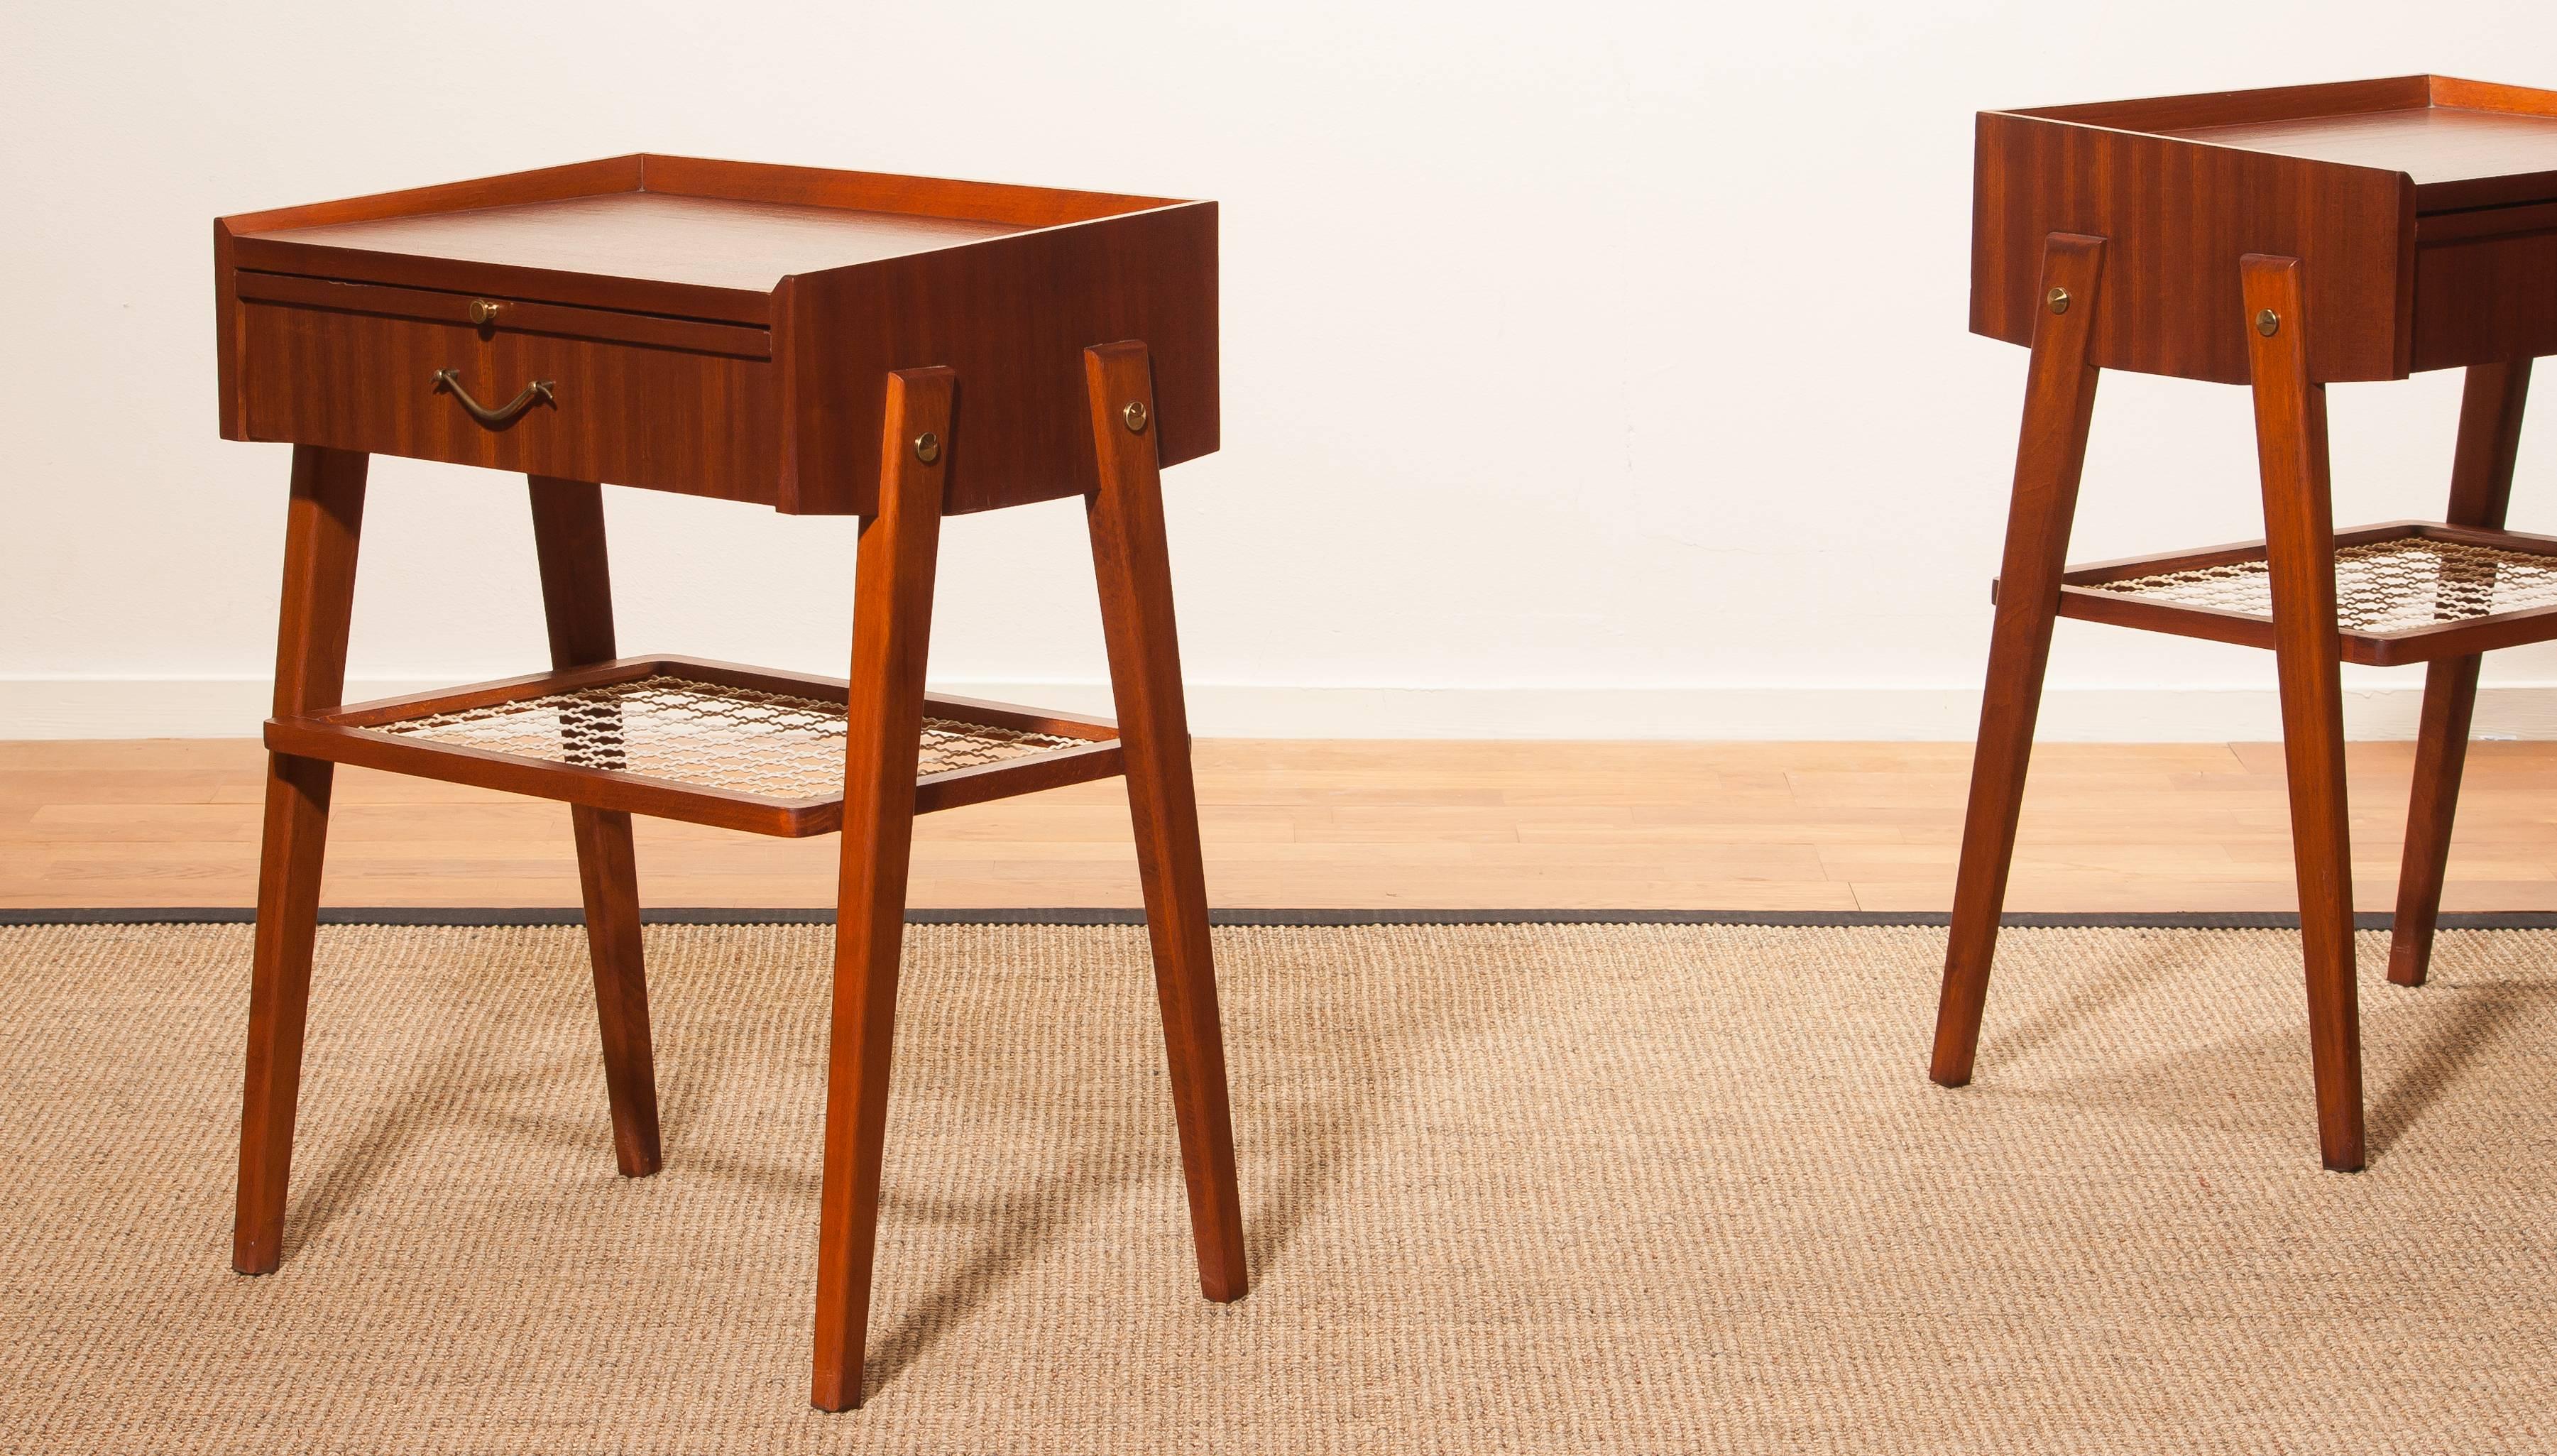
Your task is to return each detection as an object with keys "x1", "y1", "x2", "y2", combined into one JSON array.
[
  {"x1": 2088, "y1": 537, "x2": 2557, "y2": 632},
  {"x1": 376, "y1": 675, "x2": 1082, "y2": 801},
  {"x1": 2051, "y1": 522, "x2": 2557, "y2": 666},
  {"x1": 265, "y1": 657, "x2": 1124, "y2": 836}
]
